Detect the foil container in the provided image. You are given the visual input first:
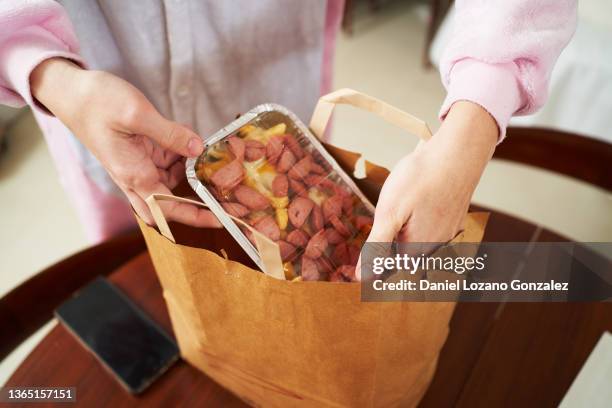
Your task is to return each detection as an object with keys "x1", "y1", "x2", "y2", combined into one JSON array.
[{"x1": 186, "y1": 104, "x2": 374, "y2": 280}]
